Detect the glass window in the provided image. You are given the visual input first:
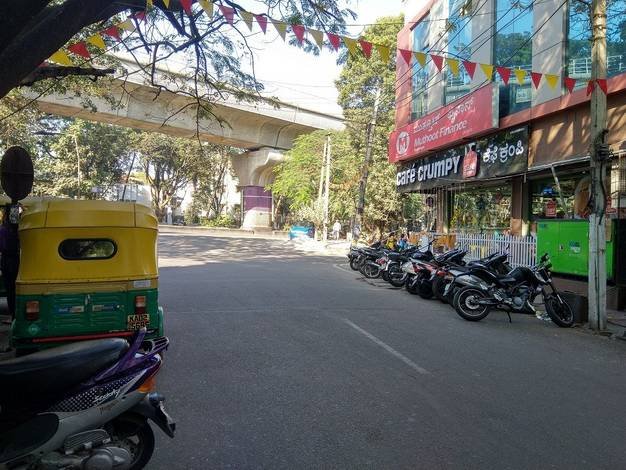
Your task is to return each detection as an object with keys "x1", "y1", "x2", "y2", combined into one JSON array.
[
  {"x1": 530, "y1": 173, "x2": 590, "y2": 220},
  {"x1": 568, "y1": 0, "x2": 626, "y2": 89},
  {"x1": 451, "y1": 185, "x2": 512, "y2": 232},
  {"x1": 59, "y1": 239, "x2": 117, "y2": 260},
  {"x1": 445, "y1": 0, "x2": 473, "y2": 104},
  {"x1": 412, "y1": 16, "x2": 430, "y2": 121},
  {"x1": 494, "y1": 0, "x2": 533, "y2": 116}
]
